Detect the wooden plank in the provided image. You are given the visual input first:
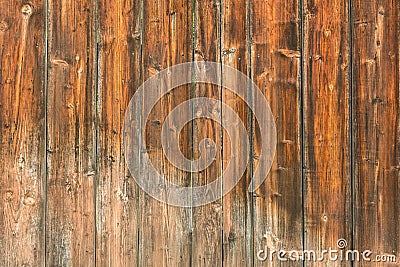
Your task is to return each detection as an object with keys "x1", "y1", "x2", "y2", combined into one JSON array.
[
  {"x1": 353, "y1": 0, "x2": 400, "y2": 265},
  {"x1": 303, "y1": 0, "x2": 352, "y2": 264},
  {"x1": 46, "y1": 0, "x2": 96, "y2": 265},
  {"x1": 138, "y1": 0, "x2": 192, "y2": 265},
  {"x1": 0, "y1": 1, "x2": 45, "y2": 266},
  {"x1": 96, "y1": 0, "x2": 142, "y2": 265},
  {"x1": 220, "y1": 0, "x2": 252, "y2": 265},
  {"x1": 250, "y1": 0, "x2": 303, "y2": 265},
  {"x1": 191, "y1": 0, "x2": 223, "y2": 266}
]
